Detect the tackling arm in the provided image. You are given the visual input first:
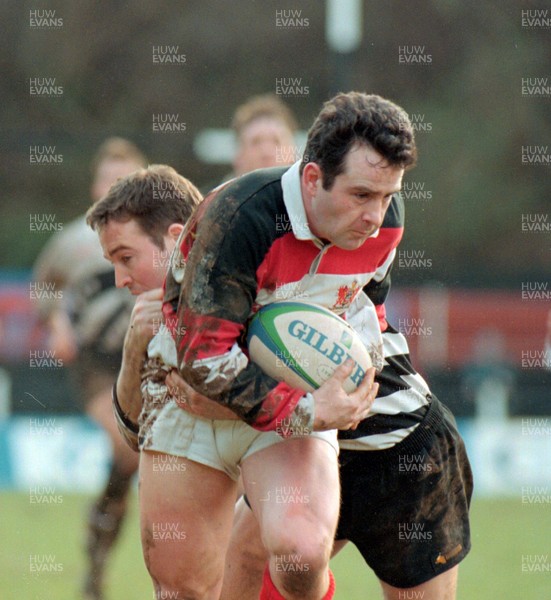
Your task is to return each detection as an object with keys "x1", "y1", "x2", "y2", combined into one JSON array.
[{"x1": 113, "y1": 289, "x2": 164, "y2": 449}]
